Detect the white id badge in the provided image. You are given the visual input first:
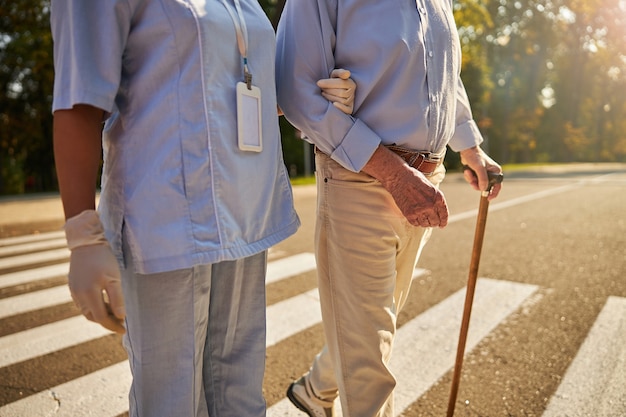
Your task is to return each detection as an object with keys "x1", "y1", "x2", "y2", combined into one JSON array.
[{"x1": 236, "y1": 82, "x2": 262, "y2": 152}]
